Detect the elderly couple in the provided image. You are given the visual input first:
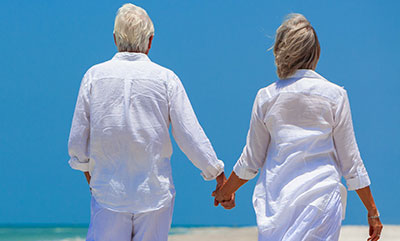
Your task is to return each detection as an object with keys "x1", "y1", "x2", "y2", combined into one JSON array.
[{"x1": 68, "y1": 3, "x2": 382, "y2": 241}]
